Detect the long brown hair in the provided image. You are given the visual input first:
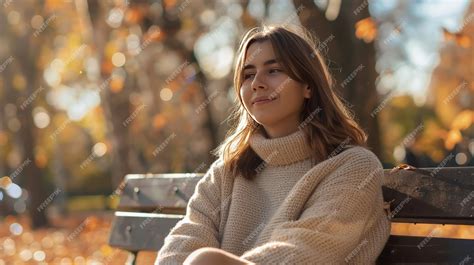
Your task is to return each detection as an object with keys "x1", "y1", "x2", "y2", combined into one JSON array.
[{"x1": 213, "y1": 25, "x2": 367, "y2": 180}]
